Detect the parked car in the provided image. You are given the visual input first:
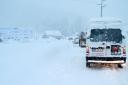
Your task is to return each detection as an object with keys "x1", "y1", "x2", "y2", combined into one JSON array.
[{"x1": 79, "y1": 32, "x2": 86, "y2": 47}]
